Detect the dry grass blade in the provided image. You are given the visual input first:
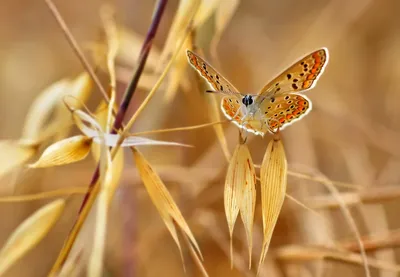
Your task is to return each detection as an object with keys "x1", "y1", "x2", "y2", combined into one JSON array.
[
  {"x1": 164, "y1": 35, "x2": 193, "y2": 102},
  {"x1": 158, "y1": 0, "x2": 201, "y2": 67},
  {"x1": 100, "y1": 5, "x2": 119, "y2": 132},
  {"x1": 224, "y1": 140, "x2": 256, "y2": 268},
  {"x1": 53, "y1": 73, "x2": 93, "y2": 140},
  {"x1": 92, "y1": 102, "x2": 124, "y2": 204},
  {"x1": 0, "y1": 141, "x2": 37, "y2": 179},
  {"x1": 21, "y1": 78, "x2": 71, "y2": 143},
  {"x1": 194, "y1": 0, "x2": 221, "y2": 27},
  {"x1": 183, "y1": 231, "x2": 209, "y2": 277},
  {"x1": 88, "y1": 128, "x2": 112, "y2": 277},
  {"x1": 117, "y1": 27, "x2": 161, "y2": 71},
  {"x1": 73, "y1": 107, "x2": 192, "y2": 148},
  {"x1": 132, "y1": 147, "x2": 203, "y2": 261},
  {"x1": 44, "y1": 0, "x2": 109, "y2": 102},
  {"x1": 276, "y1": 245, "x2": 400, "y2": 272},
  {"x1": 210, "y1": 0, "x2": 240, "y2": 56},
  {"x1": 88, "y1": 104, "x2": 122, "y2": 277},
  {"x1": 29, "y1": 135, "x2": 92, "y2": 168},
  {"x1": 258, "y1": 136, "x2": 287, "y2": 276},
  {"x1": 0, "y1": 199, "x2": 65, "y2": 275},
  {"x1": 206, "y1": 89, "x2": 231, "y2": 162}
]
